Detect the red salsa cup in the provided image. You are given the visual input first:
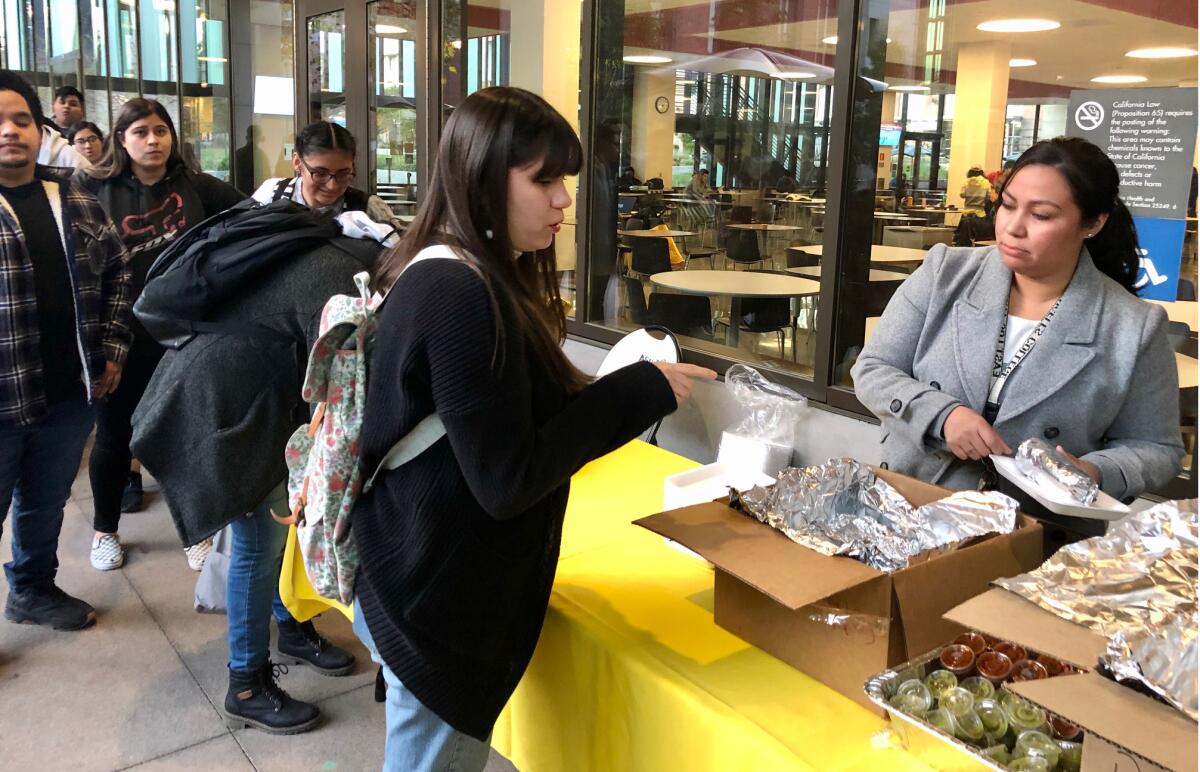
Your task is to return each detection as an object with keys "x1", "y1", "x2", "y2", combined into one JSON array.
[
  {"x1": 993, "y1": 641, "x2": 1027, "y2": 664},
  {"x1": 954, "y1": 632, "x2": 988, "y2": 656},
  {"x1": 1011, "y1": 658, "x2": 1049, "y2": 682},
  {"x1": 939, "y1": 643, "x2": 976, "y2": 678},
  {"x1": 976, "y1": 650, "x2": 1013, "y2": 686}
]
